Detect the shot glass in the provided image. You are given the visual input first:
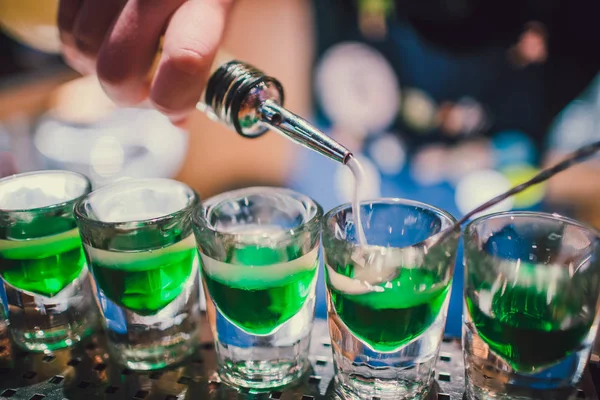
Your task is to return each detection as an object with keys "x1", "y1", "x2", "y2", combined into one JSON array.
[
  {"x1": 463, "y1": 212, "x2": 600, "y2": 400},
  {"x1": 193, "y1": 187, "x2": 322, "y2": 389},
  {"x1": 322, "y1": 199, "x2": 459, "y2": 399},
  {"x1": 75, "y1": 178, "x2": 201, "y2": 370},
  {"x1": 0, "y1": 170, "x2": 96, "y2": 351}
]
